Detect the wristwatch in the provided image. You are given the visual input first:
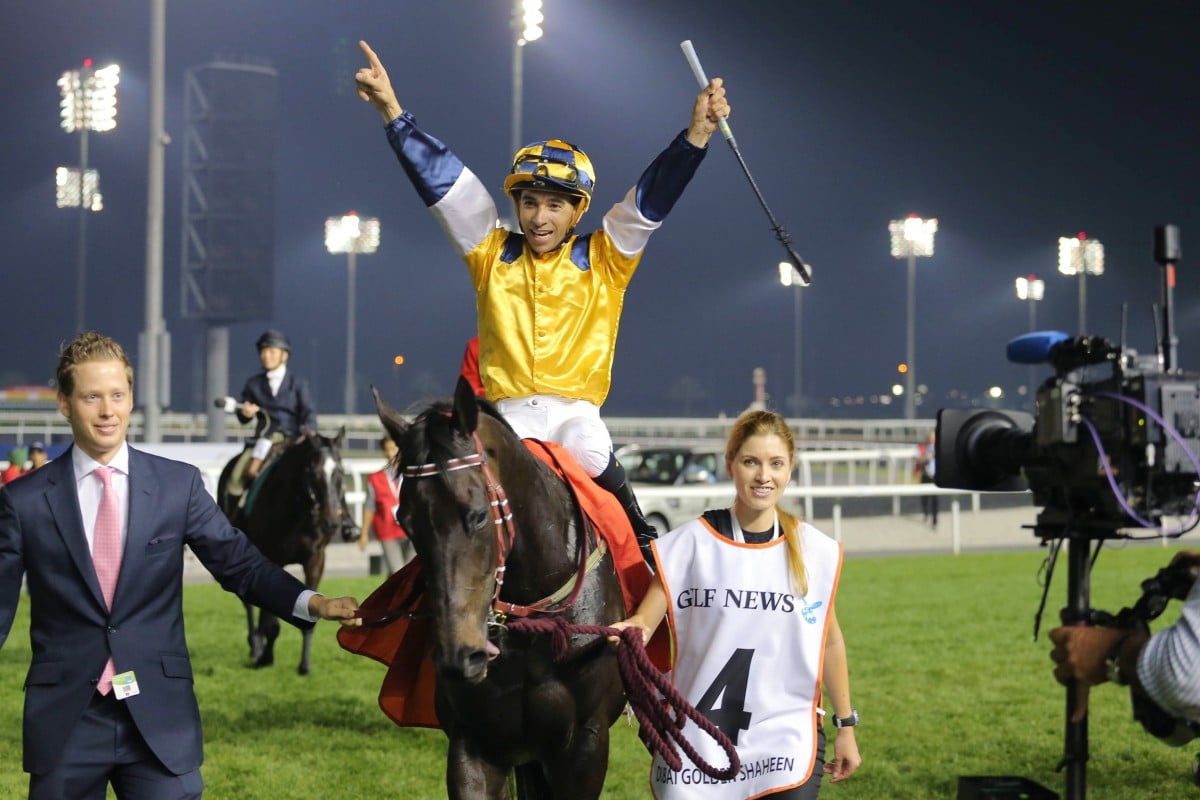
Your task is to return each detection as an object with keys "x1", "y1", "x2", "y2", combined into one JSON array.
[
  {"x1": 833, "y1": 708, "x2": 860, "y2": 729},
  {"x1": 1104, "y1": 633, "x2": 1132, "y2": 686}
]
